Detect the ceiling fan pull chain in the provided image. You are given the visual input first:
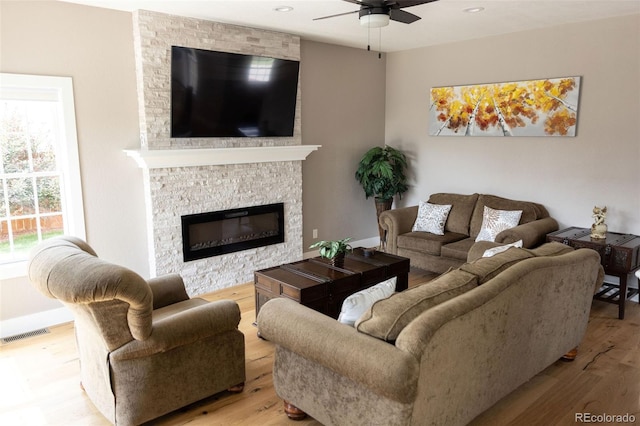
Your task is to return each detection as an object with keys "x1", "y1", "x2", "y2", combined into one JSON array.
[
  {"x1": 367, "y1": 21, "x2": 371, "y2": 51},
  {"x1": 378, "y1": 27, "x2": 382, "y2": 59}
]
